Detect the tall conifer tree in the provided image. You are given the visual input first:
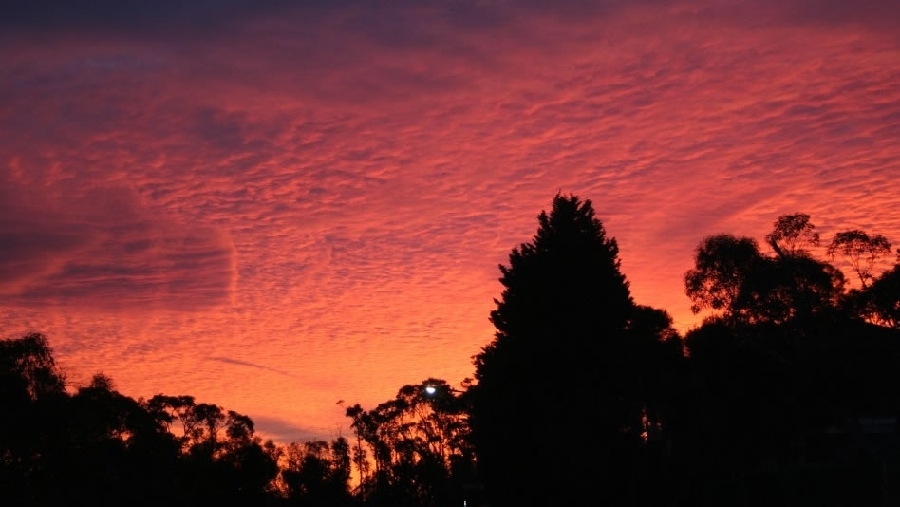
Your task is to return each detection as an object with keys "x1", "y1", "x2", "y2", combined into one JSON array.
[{"x1": 470, "y1": 194, "x2": 640, "y2": 506}]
